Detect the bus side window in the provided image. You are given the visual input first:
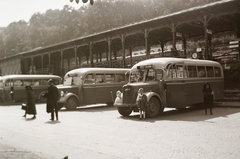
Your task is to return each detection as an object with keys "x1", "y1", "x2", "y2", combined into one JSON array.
[
  {"x1": 96, "y1": 74, "x2": 104, "y2": 83},
  {"x1": 214, "y1": 67, "x2": 221, "y2": 77},
  {"x1": 33, "y1": 79, "x2": 40, "y2": 86},
  {"x1": 188, "y1": 66, "x2": 197, "y2": 78},
  {"x1": 167, "y1": 65, "x2": 176, "y2": 78},
  {"x1": 197, "y1": 66, "x2": 206, "y2": 78},
  {"x1": 105, "y1": 74, "x2": 115, "y2": 83},
  {"x1": 206, "y1": 66, "x2": 214, "y2": 77},
  {"x1": 84, "y1": 74, "x2": 94, "y2": 84},
  {"x1": 156, "y1": 69, "x2": 163, "y2": 80},
  {"x1": 176, "y1": 65, "x2": 184, "y2": 78},
  {"x1": 5, "y1": 80, "x2": 10, "y2": 87},
  {"x1": 23, "y1": 79, "x2": 32, "y2": 86},
  {"x1": 116, "y1": 74, "x2": 125, "y2": 83},
  {"x1": 13, "y1": 80, "x2": 23, "y2": 87},
  {"x1": 41, "y1": 79, "x2": 48, "y2": 85}
]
